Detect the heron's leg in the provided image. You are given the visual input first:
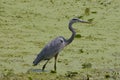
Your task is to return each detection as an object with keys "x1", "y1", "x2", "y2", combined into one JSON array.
[
  {"x1": 42, "y1": 60, "x2": 49, "y2": 71},
  {"x1": 54, "y1": 53, "x2": 58, "y2": 71}
]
